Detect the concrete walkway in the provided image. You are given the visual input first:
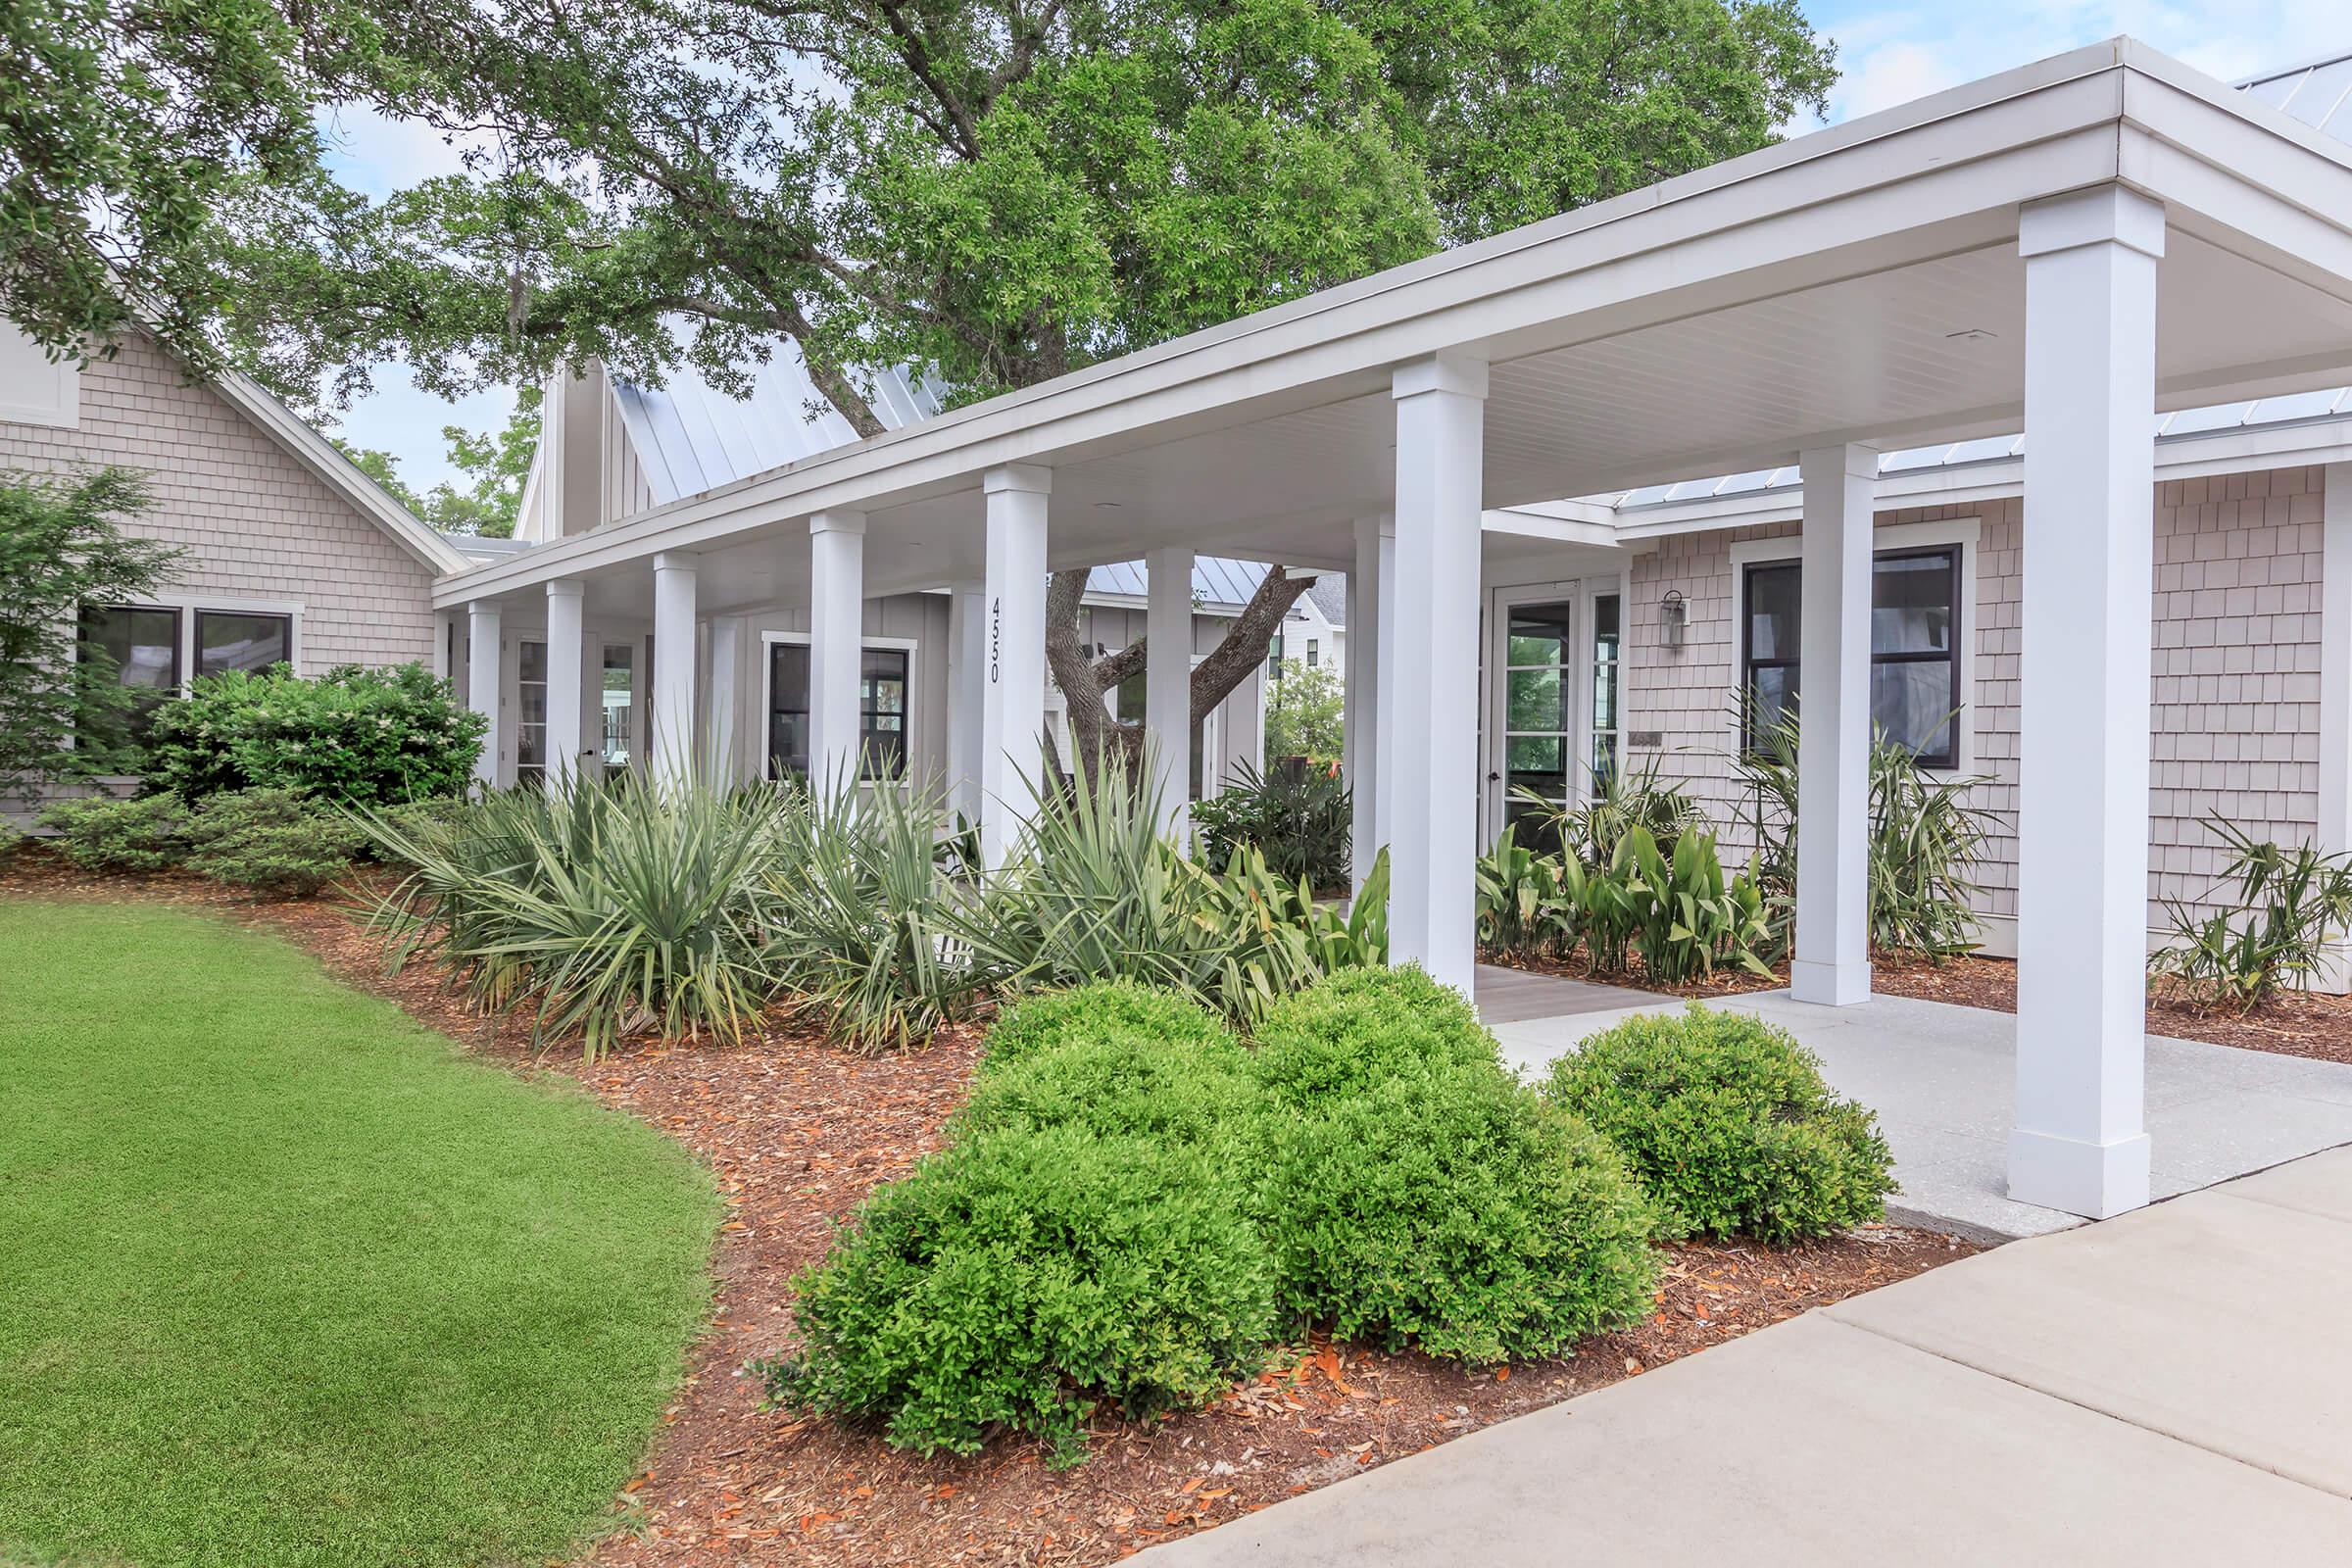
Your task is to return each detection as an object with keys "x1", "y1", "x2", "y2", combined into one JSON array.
[
  {"x1": 1472, "y1": 980, "x2": 2352, "y2": 1241},
  {"x1": 1142, "y1": 1147, "x2": 2352, "y2": 1566}
]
